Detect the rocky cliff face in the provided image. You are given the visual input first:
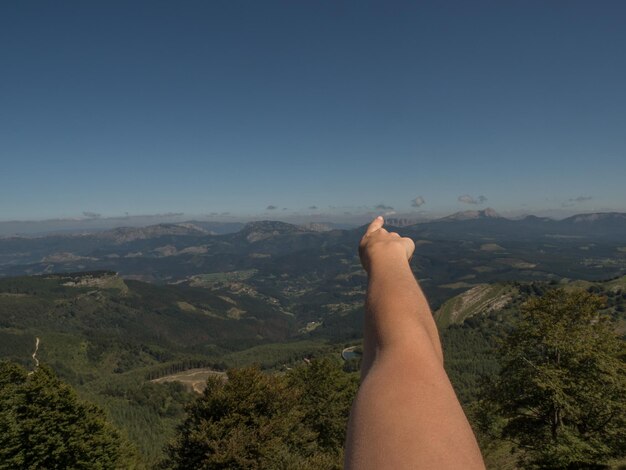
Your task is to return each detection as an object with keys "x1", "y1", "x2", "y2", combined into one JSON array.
[{"x1": 440, "y1": 208, "x2": 501, "y2": 221}]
